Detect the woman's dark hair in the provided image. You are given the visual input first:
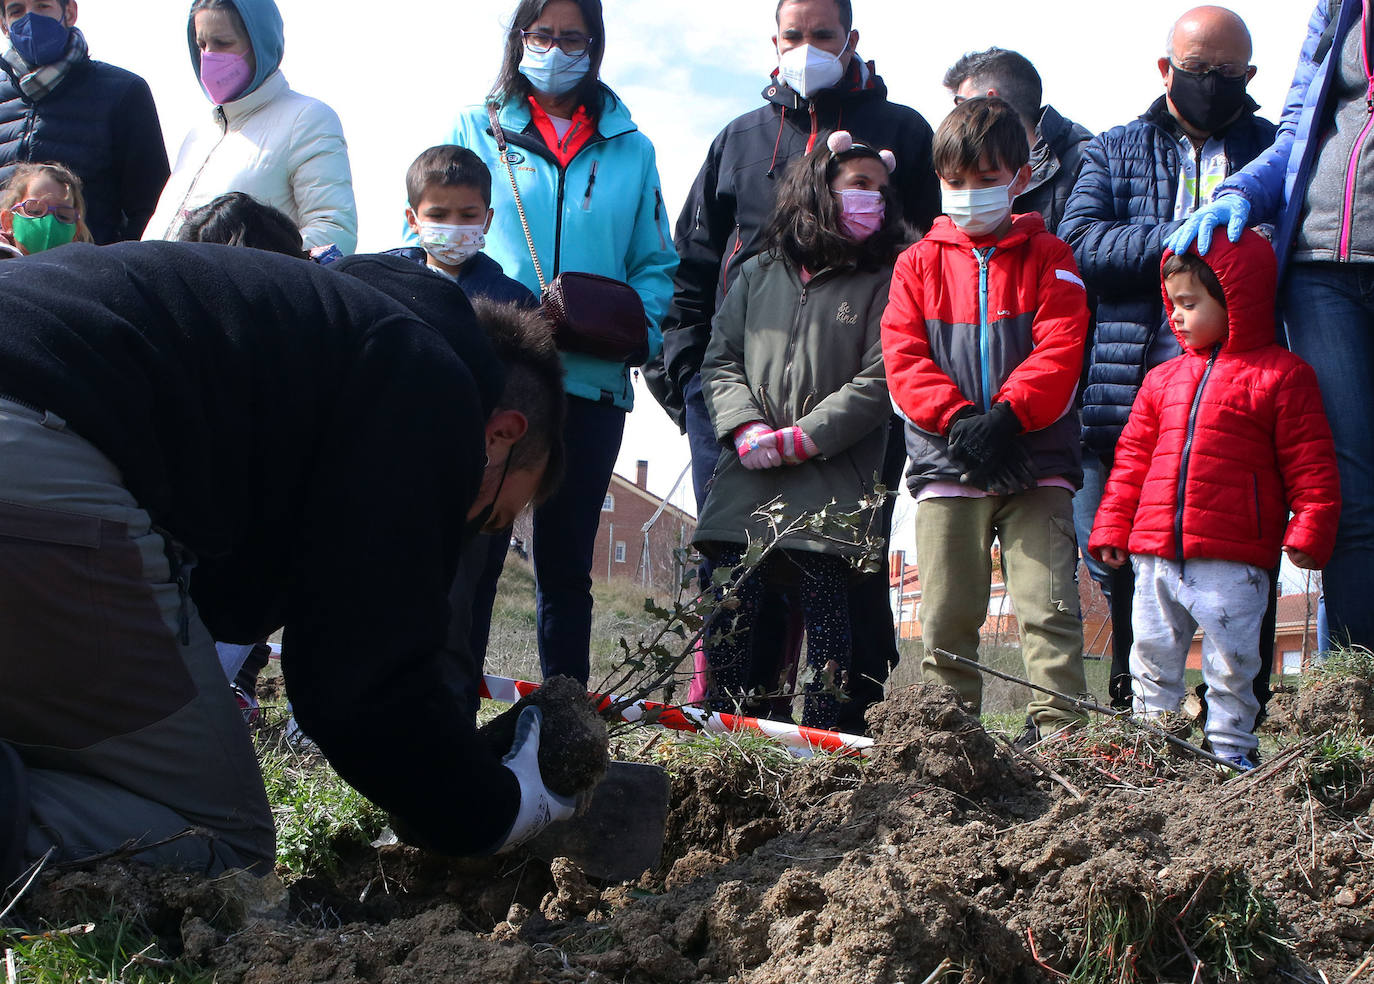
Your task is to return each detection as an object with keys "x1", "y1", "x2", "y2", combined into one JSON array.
[
  {"x1": 492, "y1": 0, "x2": 606, "y2": 120},
  {"x1": 176, "y1": 191, "x2": 307, "y2": 258},
  {"x1": 762, "y1": 143, "x2": 905, "y2": 274}
]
